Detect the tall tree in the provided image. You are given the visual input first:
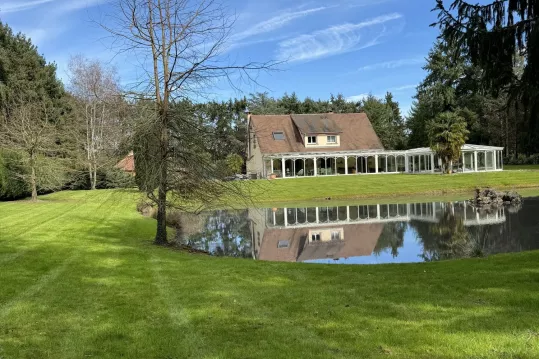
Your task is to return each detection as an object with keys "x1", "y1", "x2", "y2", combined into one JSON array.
[
  {"x1": 68, "y1": 56, "x2": 123, "y2": 190},
  {"x1": 434, "y1": 0, "x2": 539, "y2": 154},
  {"x1": 104, "y1": 0, "x2": 276, "y2": 245},
  {"x1": 0, "y1": 102, "x2": 67, "y2": 201}
]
